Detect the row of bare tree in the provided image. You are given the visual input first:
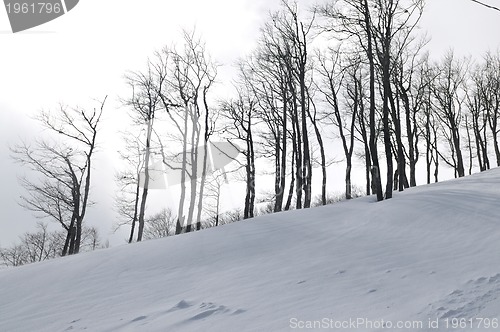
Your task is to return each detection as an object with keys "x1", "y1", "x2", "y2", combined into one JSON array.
[
  {"x1": 7, "y1": 0, "x2": 499, "y2": 259},
  {"x1": 0, "y1": 222, "x2": 102, "y2": 267},
  {"x1": 116, "y1": 0, "x2": 500, "y2": 243}
]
